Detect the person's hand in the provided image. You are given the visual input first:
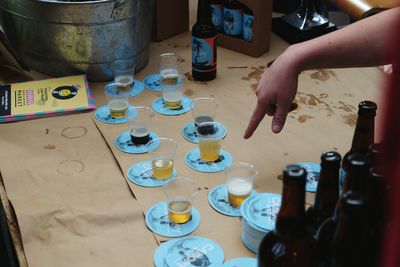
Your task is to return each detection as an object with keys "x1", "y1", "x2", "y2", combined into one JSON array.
[{"x1": 244, "y1": 53, "x2": 300, "y2": 138}]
